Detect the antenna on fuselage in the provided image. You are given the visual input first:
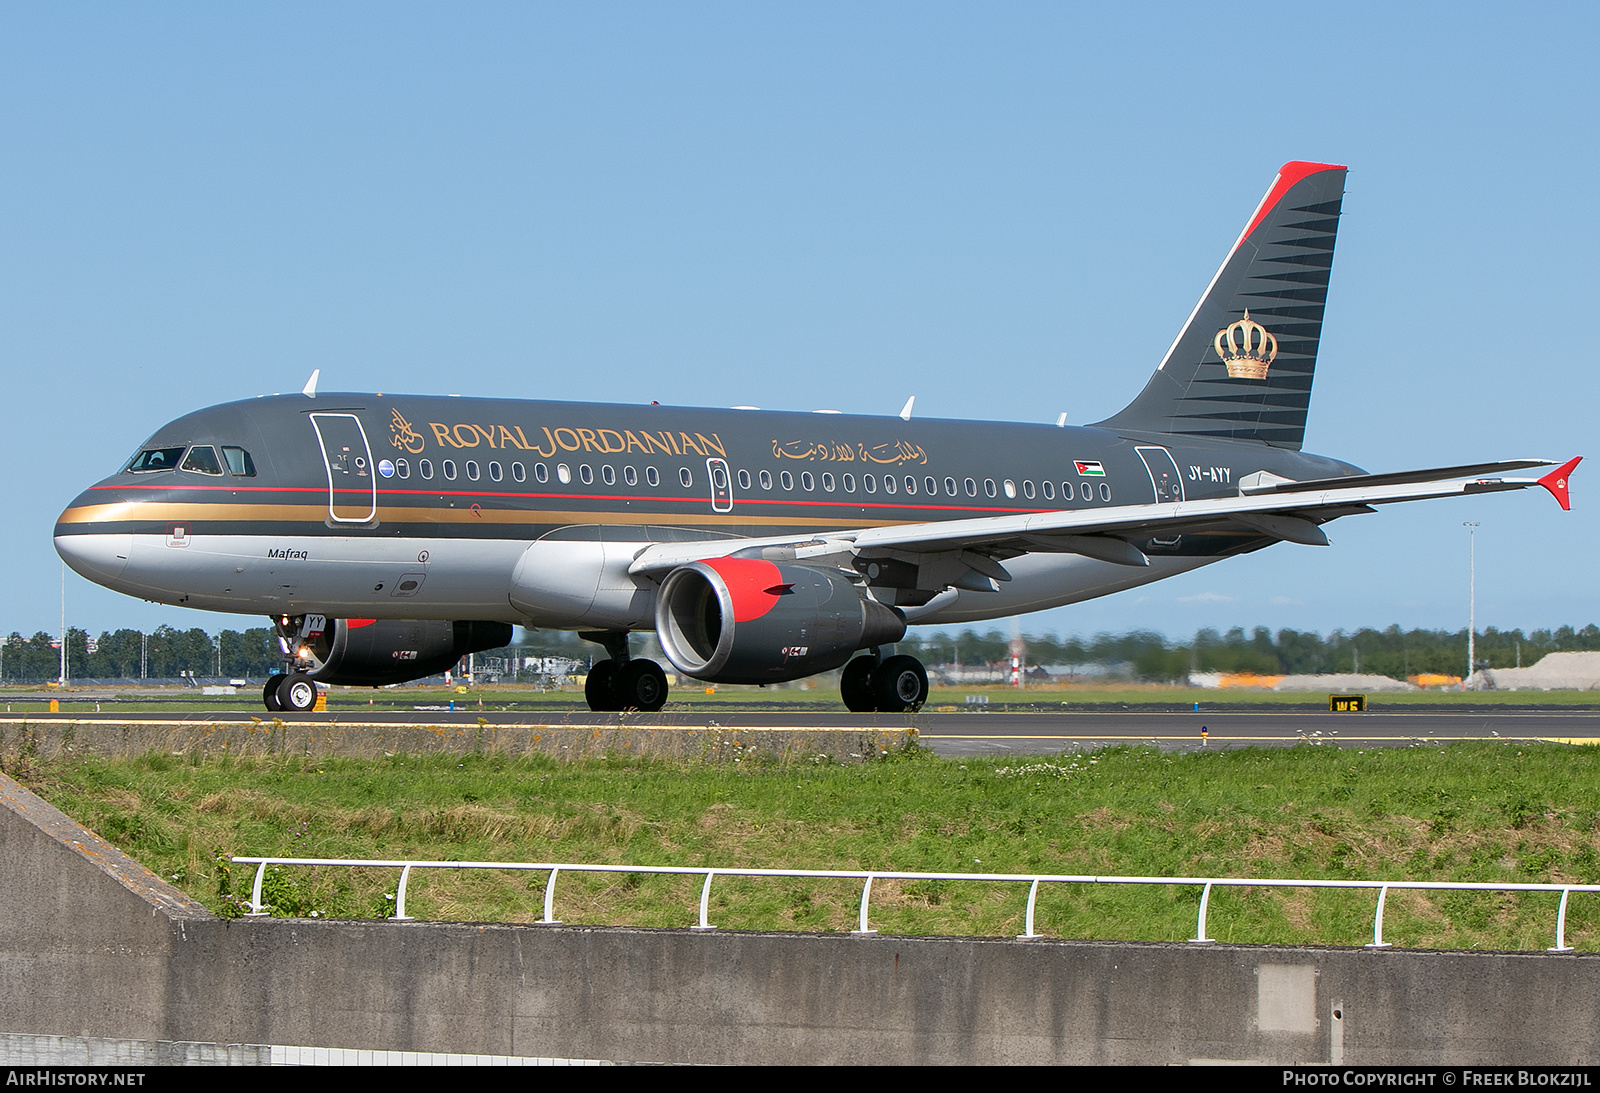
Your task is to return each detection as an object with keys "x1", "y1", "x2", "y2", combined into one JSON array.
[
  {"x1": 1056, "y1": 412, "x2": 1068, "y2": 427},
  {"x1": 899, "y1": 396, "x2": 915, "y2": 421},
  {"x1": 301, "y1": 369, "x2": 320, "y2": 398}
]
